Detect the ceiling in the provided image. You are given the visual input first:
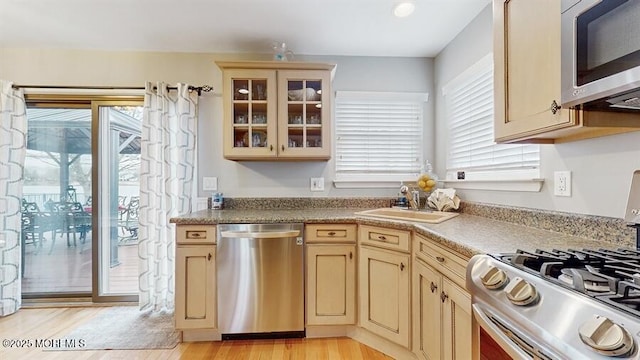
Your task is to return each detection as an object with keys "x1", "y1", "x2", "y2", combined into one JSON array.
[{"x1": 0, "y1": 0, "x2": 490, "y2": 57}]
